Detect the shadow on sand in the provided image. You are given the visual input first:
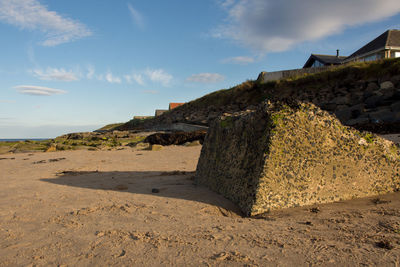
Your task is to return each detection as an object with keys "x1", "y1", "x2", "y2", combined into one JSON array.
[{"x1": 41, "y1": 170, "x2": 243, "y2": 217}]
